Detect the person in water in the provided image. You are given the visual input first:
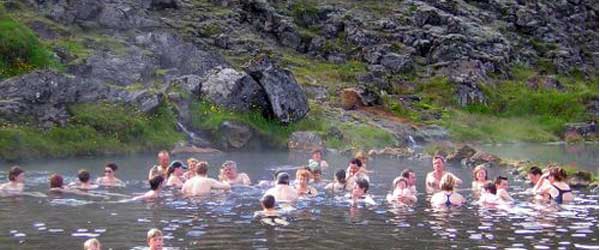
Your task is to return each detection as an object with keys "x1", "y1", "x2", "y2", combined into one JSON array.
[
  {"x1": 536, "y1": 166, "x2": 573, "y2": 204},
  {"x1": 133, "y1": 175, "x2": 163, "y2": 200},
  {"x1": 181, "y1": 161, "x2": 230, "y2": 196},
  {"x1": 308, "y1": 149, "x2": 329, "y2": 171},
  {"x1": 264, "y1": 172, "x2": 298, "y2": 203},
  {"x1": 254, "y1": 194, "x2": 289, "y2": 226},
  {"x1": 219, "y1": 160, "x2": 251, "y2": 185},
  {"x1": 183, "y1": 157, "x2": 199, "y2": 181},
  {"x1": 83, "y1": 238, "x2": 101, "y2": 250},
  {"x1": 148, "y1": 150, "x2": 170, "y2": 180},
  {"x1": 494, "y1": 176, "x2": 514, "y2": 203},
  {"x1": 147, "y1": 228, "x2": 164, "y2": 250},
  {"x1": 49, "y1": 174, "x2": 66, "y2": 192},
  {"x1": 0, "y1": 166, "x2": 25, "y2": 192},
  {"x1": 430, "y1": 174, "x2": 465, "y2": 207},
  {"x1": 295, "y1": 168, "x2": 318, "y2": 197},
  {"x1": 165, "y1": 160, "x2": 187, "y2": 188},
  {"x1": 471, "y1": 164, "x2": 488, "y2": 195},
  {"x1": 387, "y1": 176, "x2": 417, "y2": 205},
  {"x1": 400, "y1": 168, "x2": 417, "y2": 196},
  {"x1": 426, "y1": 155, "x2": 462, "y2": 193},
  {"x1": 350, "y1": 177, "x2": 376, "y2": 206},
  {"x1": 325, "y1": 169, "x2": 351, "y2": 193},
  {"x1": 96, "y1": 163, "x2": 124, "y2": 187},
  {"x1": 527, "y1": 166, "x2": 549, "y2": 194},
  {"x1": 354, "y1": 150, "x2": 369, "y2": 170},
  {"x1": 478, "y1": 181, "x2": 501, "y2": 207},
  {"x1": 69, "y1": 169, "x2": 99, "y2": 190},
  {"x1": 346, "y1": 158, "x2": 370, "y2": 188}
]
